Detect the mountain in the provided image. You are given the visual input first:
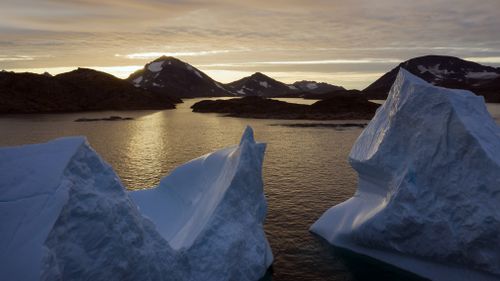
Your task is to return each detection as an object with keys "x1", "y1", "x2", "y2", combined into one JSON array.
[
  {"x1": 226, "y1": 72, "x2": 296, "y2": 97},
  {"x1": 0, "y1": 68, "x2": 176, "y2": 113},
  {"x1": 127, "y1": 56, "x2": 232, "y2": 98},
  {"x1": 363, "y1": 55, "x2": 500, "y2": 102},
  {"x1": 290, "y1": 80, "x2": 345, "y2": 94}
]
